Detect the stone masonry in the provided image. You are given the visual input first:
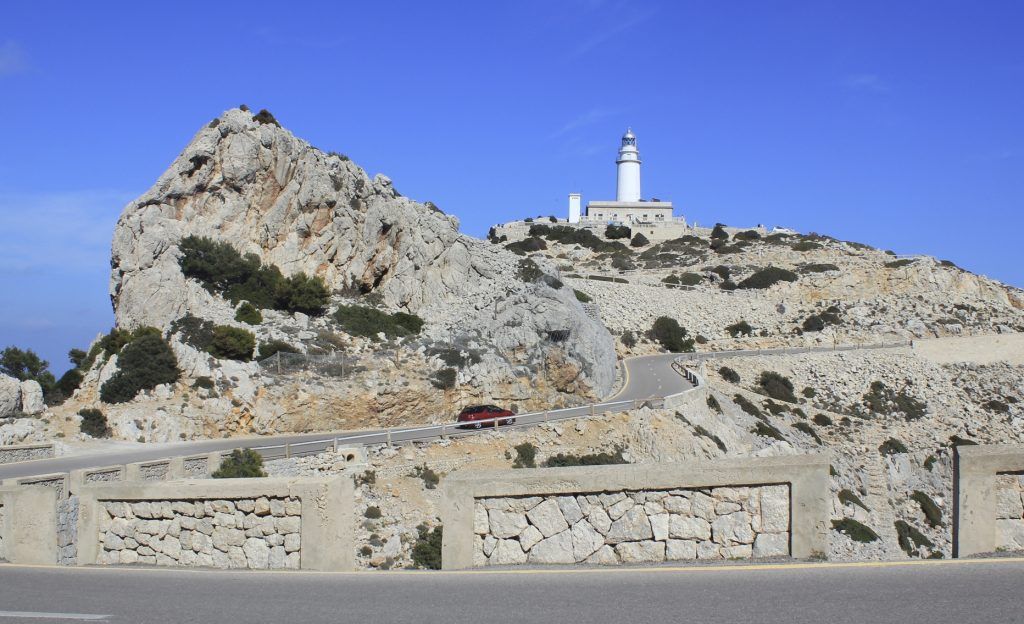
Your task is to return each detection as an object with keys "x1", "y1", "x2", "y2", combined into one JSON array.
[
  {"x1": 0, "y1": 504, "x2": 5, "y2": 560},
  {"x1": 96, "y1": 496, "x2": 301, "y2": 569},
  {"x1": 996, "y1": 473, "x2": 1024, "y2": 551},
  {"x1": 473, "y1": 484, "x2": 789, "y2": 566},
  {"x1": 0, "y1": 444, "x2": 53, "y2": 465}
]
